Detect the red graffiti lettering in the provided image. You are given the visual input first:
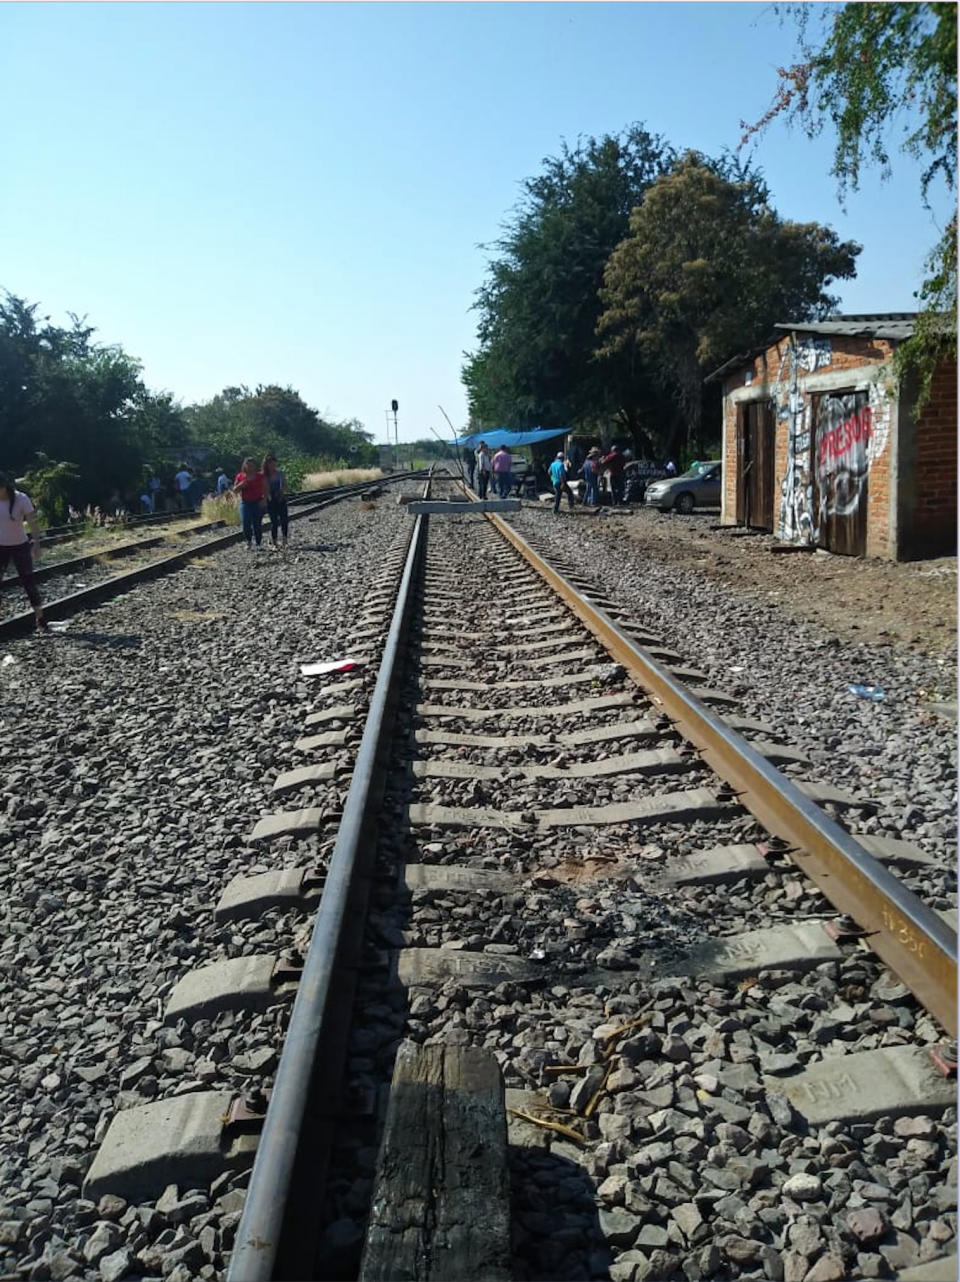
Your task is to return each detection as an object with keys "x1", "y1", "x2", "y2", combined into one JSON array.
[{"x1": 818, "y1": 406, "x2": 872, "y2": 468}]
